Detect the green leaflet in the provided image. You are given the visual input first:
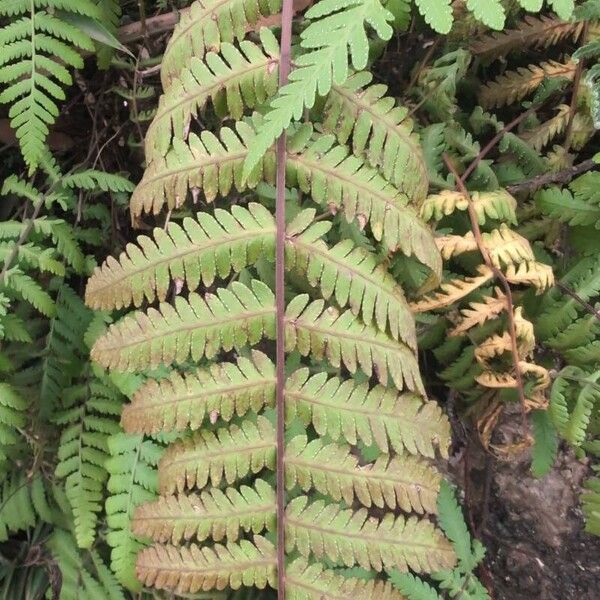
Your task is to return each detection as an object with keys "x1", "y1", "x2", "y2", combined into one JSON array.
[
  {"x1": 414, "y1": 0, "x2": 452, "y2": 34},
  {"x1": 121, "y1": 351, "x2": 276, "y2": 434},
  {"x1": 324, "y1": 72, "x2": 428, "y2": 203},
  {"x1": 285, "y1": 496, "x2": 455, "y2": 572},
  {"x1": 285, "y1": 368, "x2": 450, "y2": 457},
  {"x1": 160, "y1": 0, "x2": 282, "y2": 87},
  {"x1": 146, "y1": 28, "x2": 280, "y2": 159},
  {"x1": 242, "y1": 0, "x2": 394, "y2": 178},
  {"x1": 85, "y1": 203, "x2": 276, "y2": 310},
  {"x1": 90, "y1": 280, "x2": 276, "y2": 371}
]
